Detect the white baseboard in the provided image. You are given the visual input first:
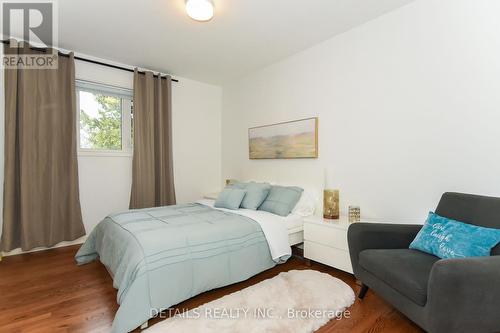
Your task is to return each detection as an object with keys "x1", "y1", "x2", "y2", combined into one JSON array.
[{"x1": 1, "y1": 236, "x2": 87, "y2": 257}]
